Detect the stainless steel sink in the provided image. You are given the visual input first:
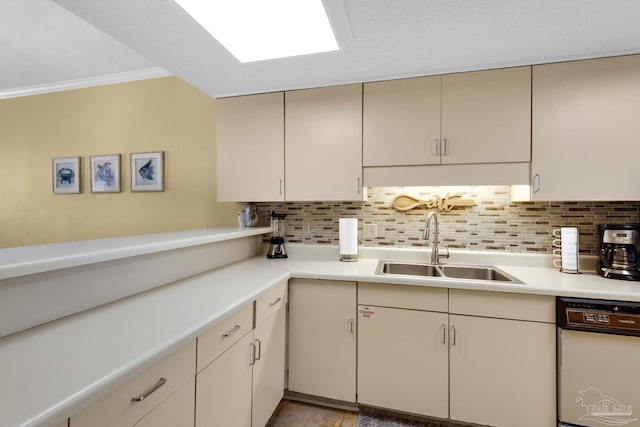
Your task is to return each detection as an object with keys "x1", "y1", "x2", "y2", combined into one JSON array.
[
  {"x1": 438, "y1": 265, "x2": 517, "y2": 282},
  {"x1": 375, "y1": 261, "x2": 522, "y2": 284},
  {"x1": 377, "y1": 261, "x2": 442, "y2": 277}
]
